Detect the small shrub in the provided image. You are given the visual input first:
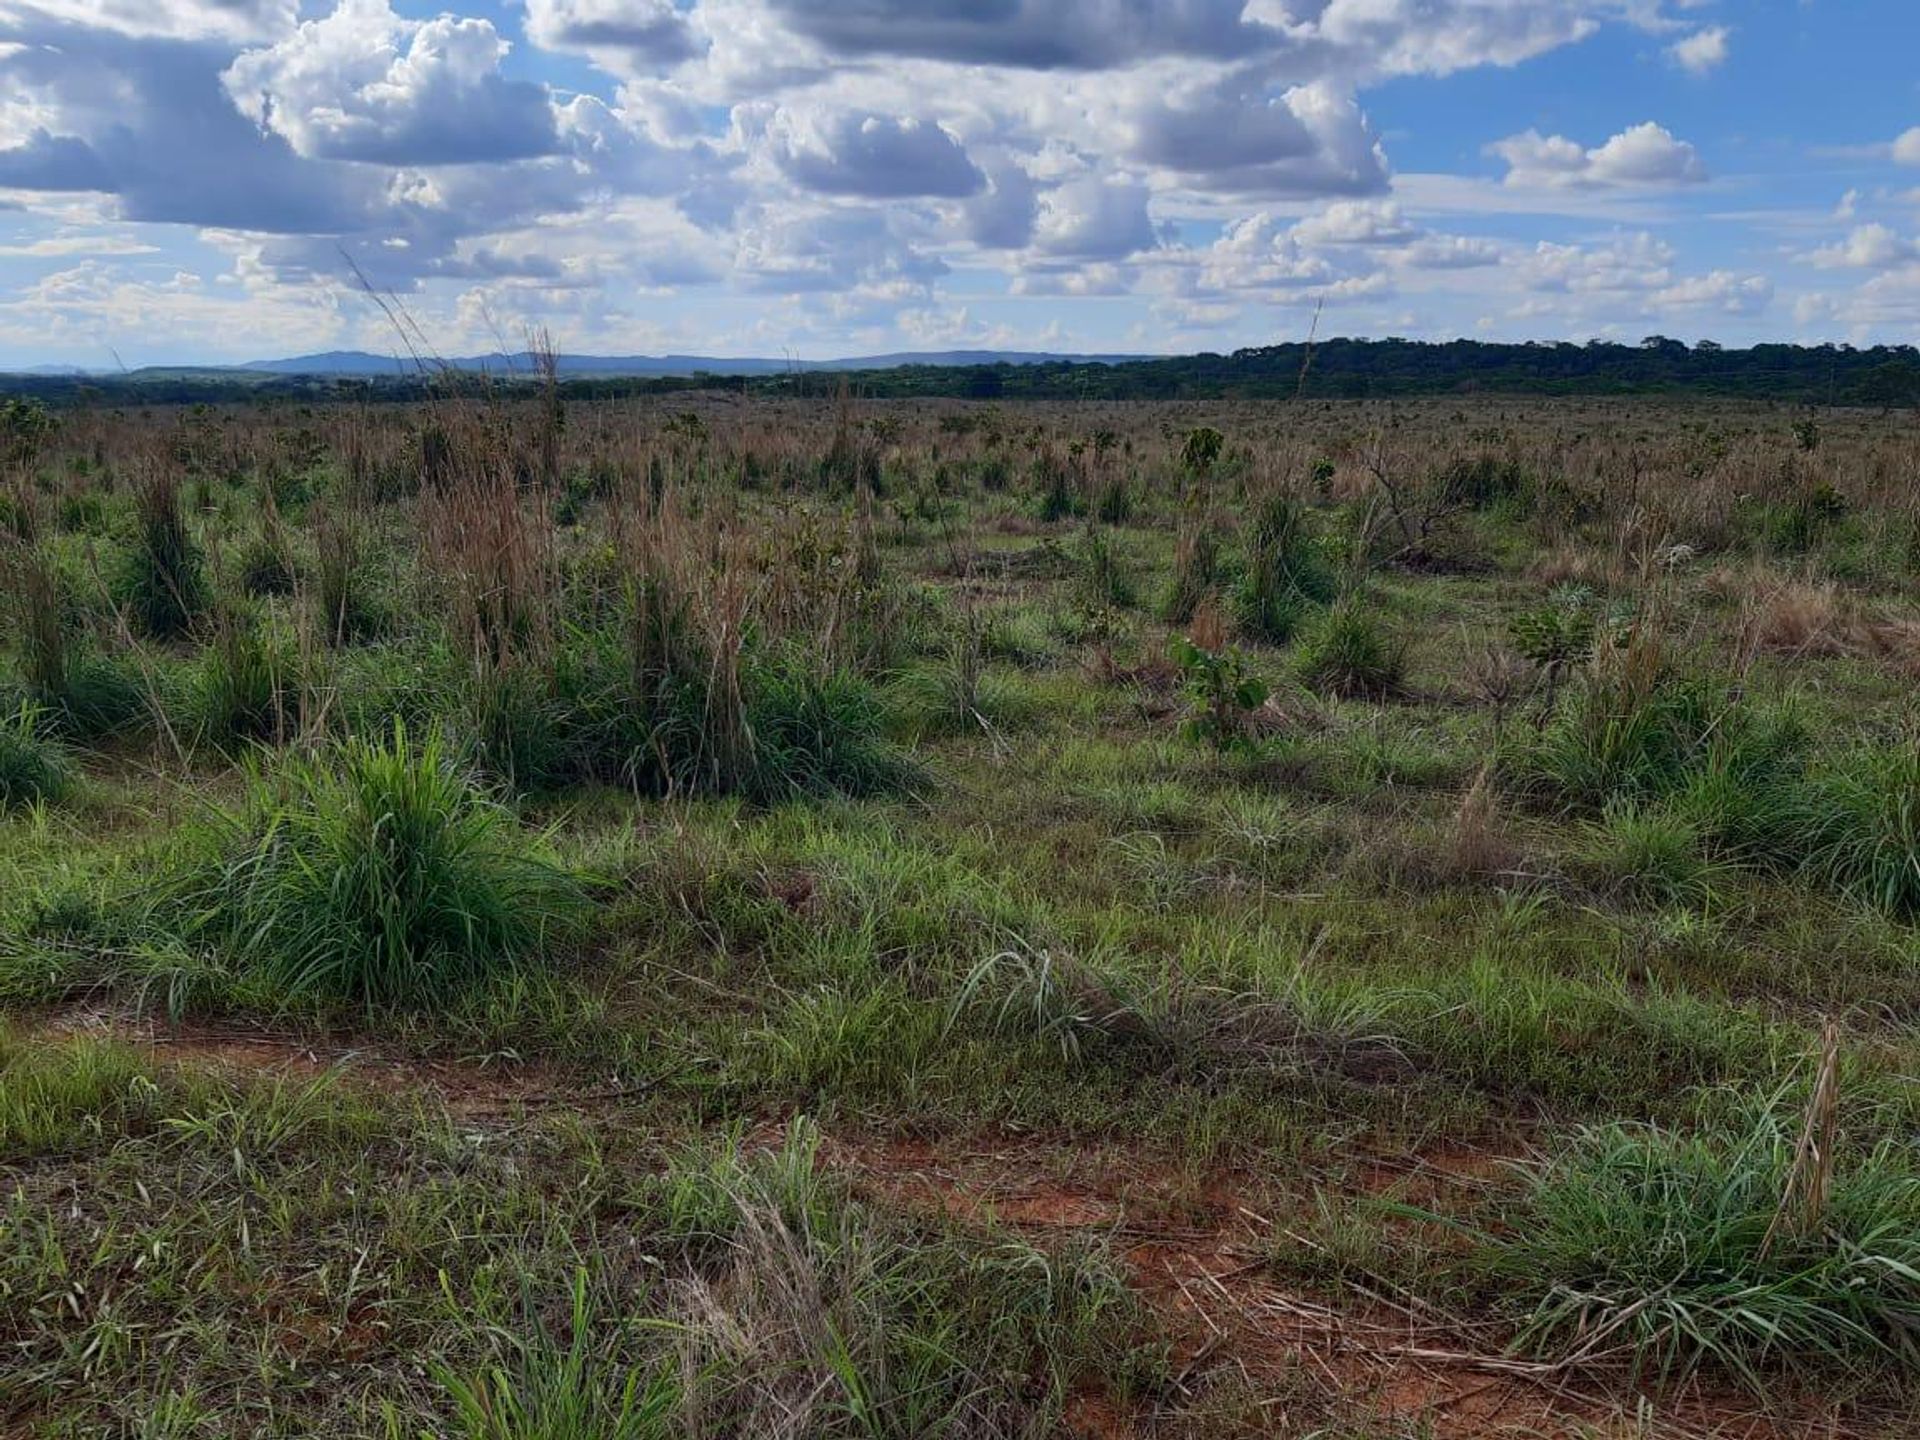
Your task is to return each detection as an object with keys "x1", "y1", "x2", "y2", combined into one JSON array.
[
  {"x1": 1031, "y1": 450, "x2": 1081, "y2": 522},
  {"x1": 238, "y1": 536, "x2": 298, "y2": 598},
  {"x1": 1437, "y1": 454, "x2": 1533, "y2": 513},
  {"x1": 169, "y1": 724, "x2": 581, "y2": 1008},
  {"x1": 1172, "y1": 636, "x2": 1268, "y2": 750},
  {"x1": 1504, "y1": 634, "x2": 1801, "y2": 821},
  {"x1": 0, "y1": 706, "x2": 71, "y2": 810},
  {"x1": 1075, "y1": 527, "x2": 1136, "y2": 609},
  {"x1": 1296, "y1": 600, "x2": 1406, "y2": 699},
  {"x1": 46, "y1": 653, "x2": 149, "y2": 740},
  {"x1": 1508, "y1": 584, "x2": 1610, "y2": 674}
]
